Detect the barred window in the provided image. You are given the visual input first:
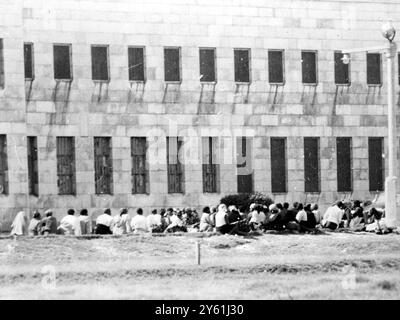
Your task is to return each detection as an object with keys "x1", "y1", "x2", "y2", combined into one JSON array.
[
  {"x1": 91, "y1": 45, "x2": 109, "y2": 81},
  {"x1": 367, "y1": 53, "x2": 381, "y2": 85},
  {"x1": 94, "y1": 137, "x2": 113, "y2": 194},
  {"x1": 202, "y1": 137, "x2": 219, "y2": 193},
  {"x1": 234, "y1": 49, "x2": 250, "y2": 83},
  {"x1": 268, "y1": 50, "x2": 284, "y2": 84},
  {"x1": 54, "y1": 44, "x2": 72, "y2": 80},
  {"x1": 164, "y1": 47, "x2": 181, "y2": 82},
  {"x1": 24, "y1": 43, "x2": 34, "y2": 80},
  {"x1": 131, "y1": 137, "x2": 148, "y2": 194},
  {"x1": 337, "y1": 137, "x2": 352, "y2": 192},
  {"x1": 199, "y1": 48, "x2": 216, "y2": 82},
  {"x1": 167, "y1": 137, "x2": 184, "y2": 193},
  {"x1": 368, "y1": 137, "x2": 384, "y2": 191},
  {"x1": 301, "y1": 51, "x2": 317, "y2": 84},
  {"x1": 271, "y1": 137, "x2": 287, "y2": 193},
  {"x1": 27, "y1": 136, "x2": 39, "y2": 196},
  {"x1": 334, "y1": 51, "x2": 350, "y2": 85},
  {"x1": 237, "y1": 137, "x2": 253, "y2": 193},
  {"x1": 57, "y1": 137, "x2": 76, "y2": 195},
  {"x1": 304, "y1": 137, "x2": 320, "y2": 193},
  {"x1": 0, "y1": 135, "x2": 8, "y2": 194},
  {"x1": 128, "y1": 47, "x2": 145, "y2": 81},
  {"x1": 0, "y1": 39, "x2": 4, "y2": 88}
]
